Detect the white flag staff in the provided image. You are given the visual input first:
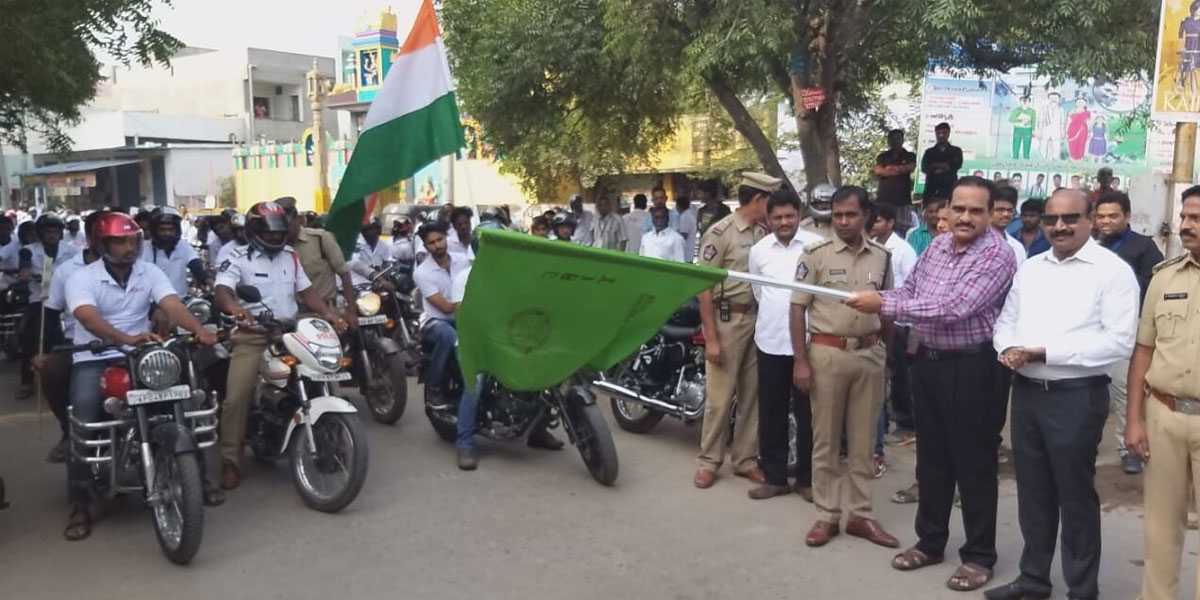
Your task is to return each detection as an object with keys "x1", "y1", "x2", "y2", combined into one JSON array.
[{"x1": 723, "y1": 269, "x2": 853, "y2": 301}]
